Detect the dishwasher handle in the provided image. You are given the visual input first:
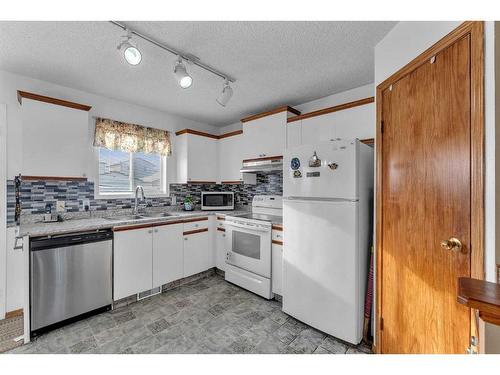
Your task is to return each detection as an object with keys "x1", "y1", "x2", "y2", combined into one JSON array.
[{"x1": 30, "y1": 230, "x2": 113, "y2": 251}]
